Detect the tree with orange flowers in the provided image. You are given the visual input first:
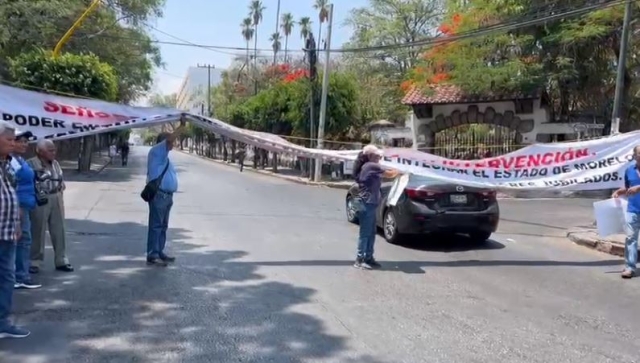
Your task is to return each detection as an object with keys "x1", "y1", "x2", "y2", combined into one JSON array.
[{"x1": 406, "y1": 0, "x2": 640, "y2": 125}]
